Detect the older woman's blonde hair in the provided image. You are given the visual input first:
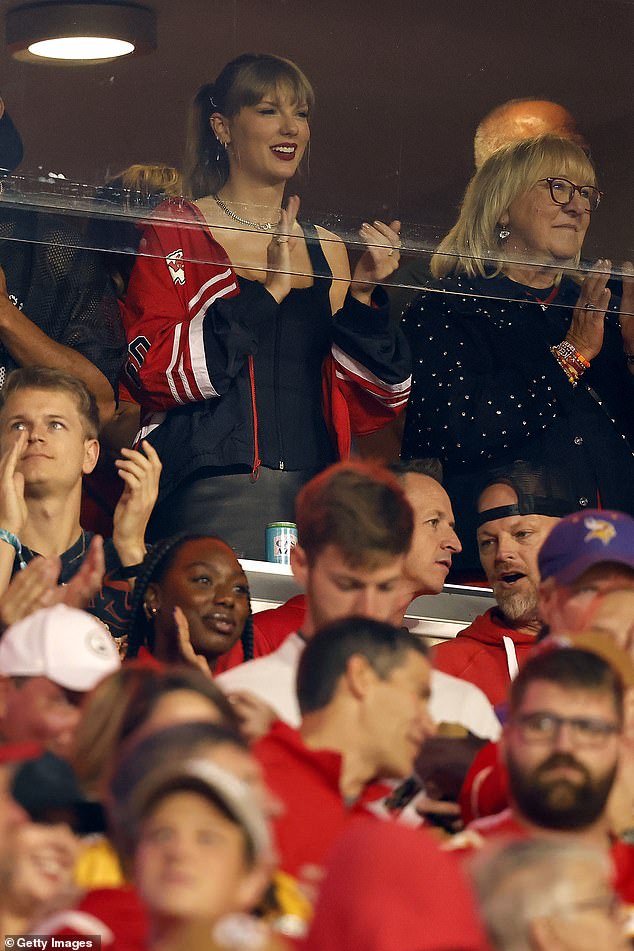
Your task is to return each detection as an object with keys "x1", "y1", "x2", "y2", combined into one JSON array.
[{"x1": 431, "y1": 134, "x2": 598, "y2": 279}]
